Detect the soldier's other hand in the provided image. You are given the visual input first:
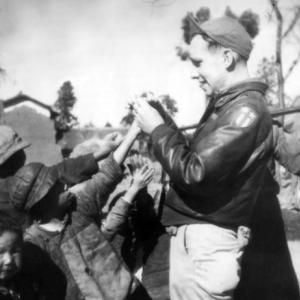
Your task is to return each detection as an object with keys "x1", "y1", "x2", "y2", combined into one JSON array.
[{"x1": 132, "y1": 97, "x2": 164, "y2": 134}]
